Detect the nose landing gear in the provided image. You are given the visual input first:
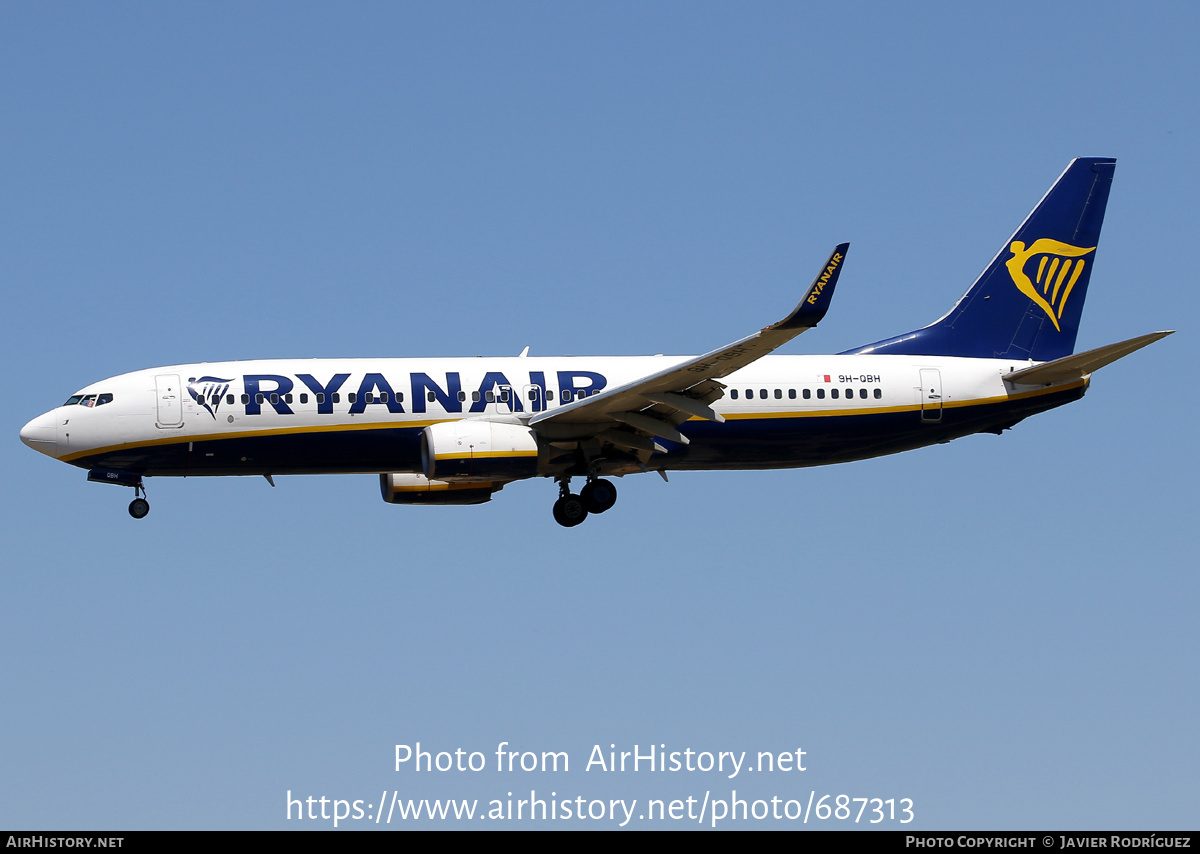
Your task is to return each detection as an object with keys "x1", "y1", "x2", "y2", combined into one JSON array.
[
  {"x1": 128, "y1": 482, "x2": 150, "y2": 519},
  {"x1": 87, "y1": 468, "x2": 150, "y2": 519}
]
